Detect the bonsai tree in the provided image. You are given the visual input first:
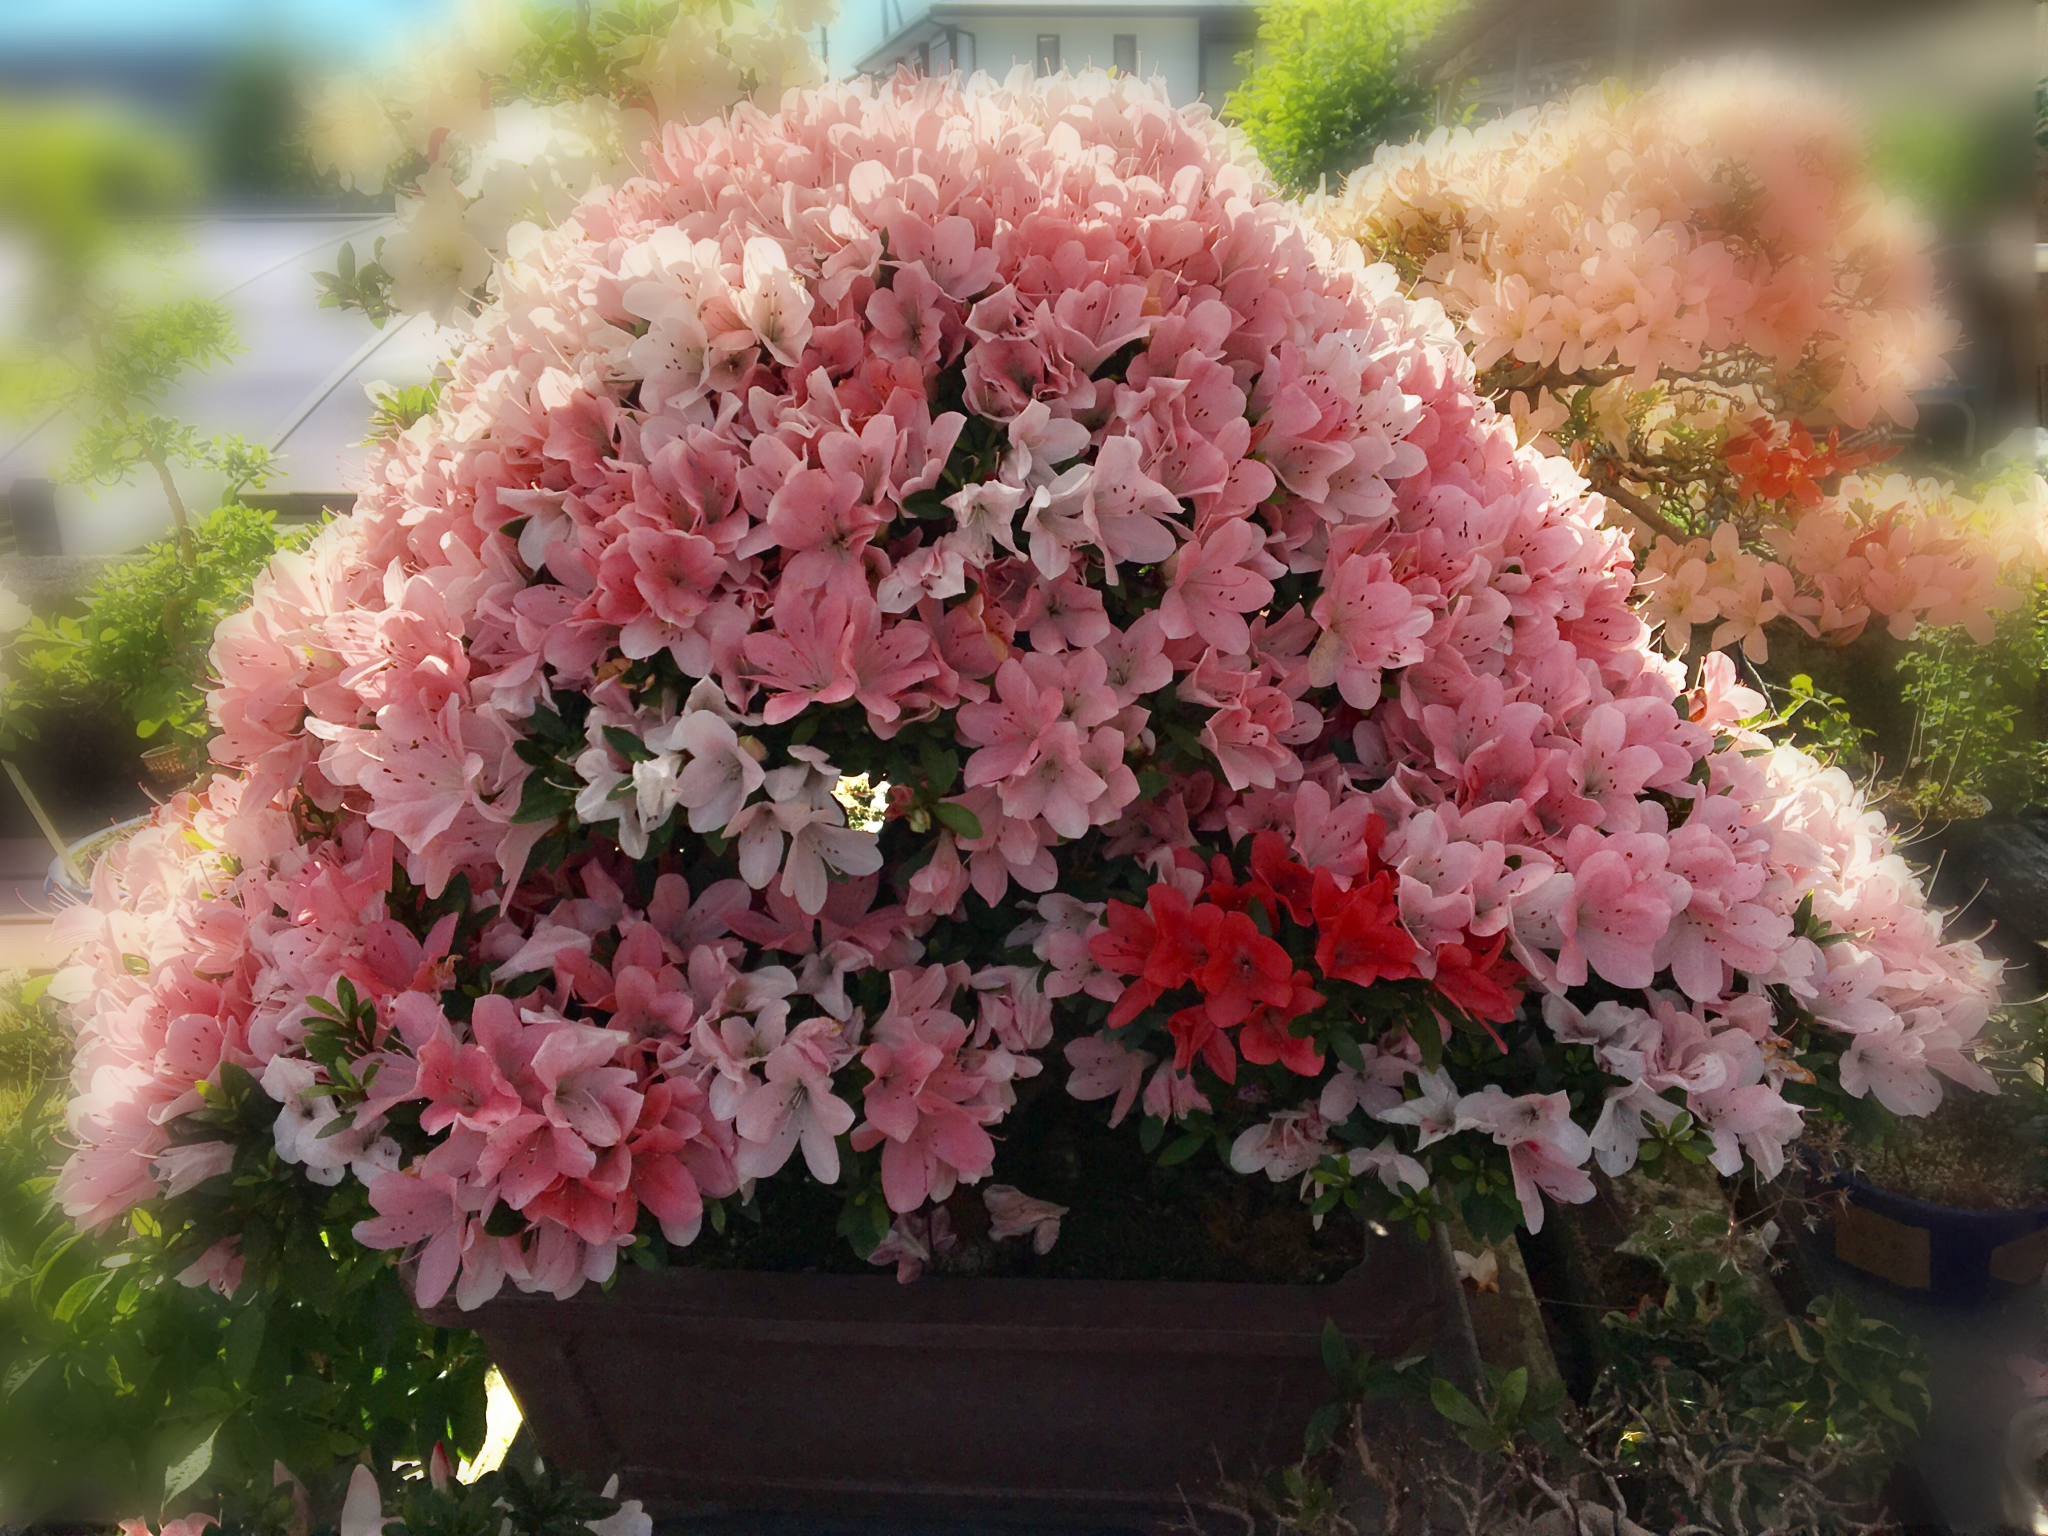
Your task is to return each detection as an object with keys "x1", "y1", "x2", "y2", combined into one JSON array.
[
  {"x1": 0, "y1": 103, "x2": 308, "y2": 771},
  {"x1": 50, "y1": 69, "x2": 1995, "y2": 1338}
]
